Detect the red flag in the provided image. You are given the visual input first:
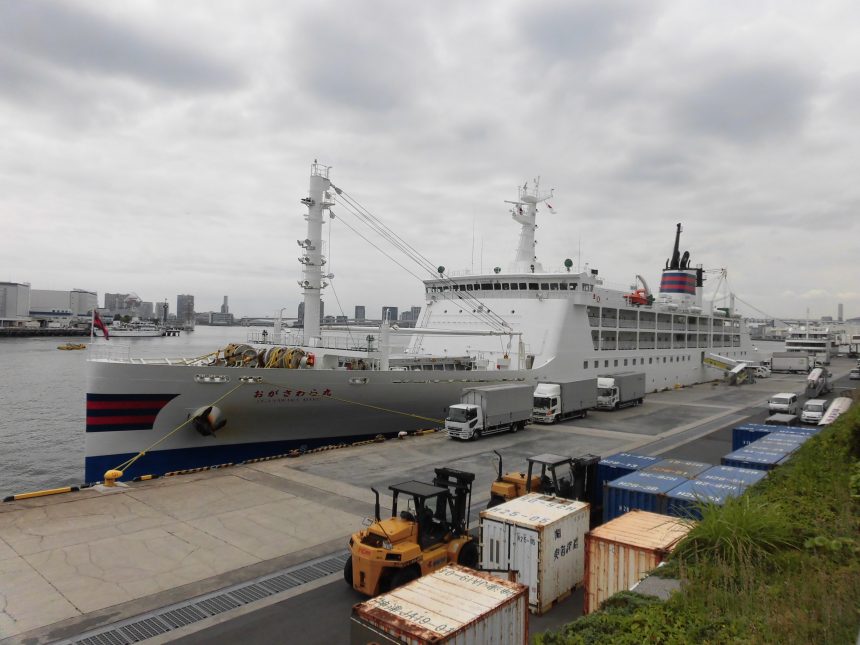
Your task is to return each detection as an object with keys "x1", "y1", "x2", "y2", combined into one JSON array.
[{"x1": 93, "y1": 311, "x2": 110, "y2": 340}]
